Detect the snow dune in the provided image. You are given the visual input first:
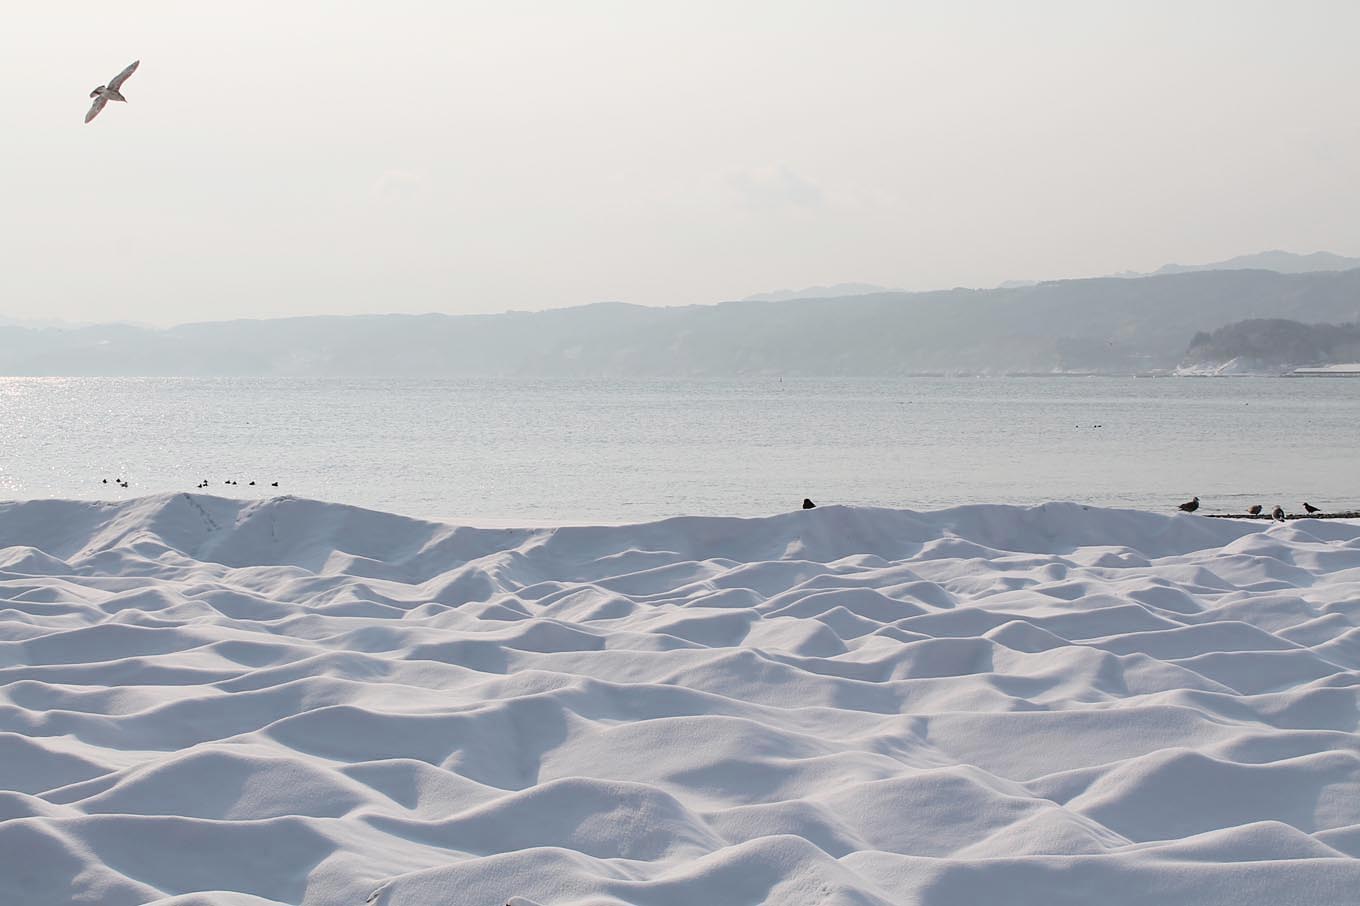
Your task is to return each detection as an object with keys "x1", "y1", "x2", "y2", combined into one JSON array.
[{"x1": 2, "y1": 494, "x2": 1359, "y2": 905}]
